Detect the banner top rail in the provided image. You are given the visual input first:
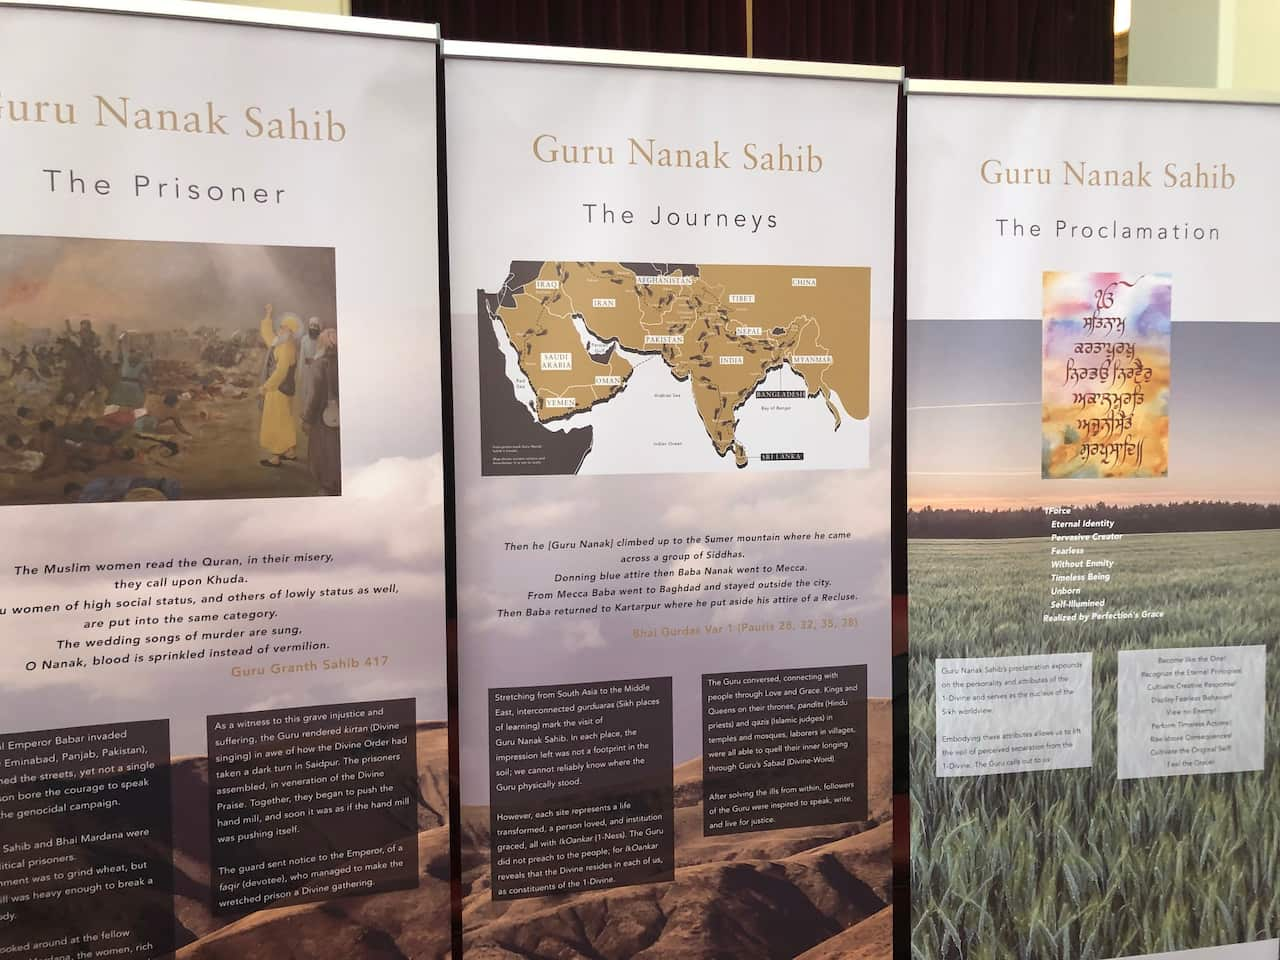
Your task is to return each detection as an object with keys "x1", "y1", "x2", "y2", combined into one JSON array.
[
  {"x1": 0, "y1": 0, "x2": 439, "y2": 42},
  {"x1": 442, "y1": 39, "x2": 903, "y2": 84},
  {"x1": 906, "y1": 77, "x2": 1280, "y2": 107}
]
